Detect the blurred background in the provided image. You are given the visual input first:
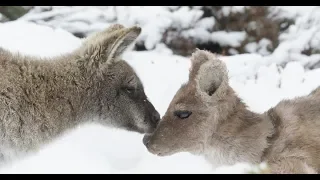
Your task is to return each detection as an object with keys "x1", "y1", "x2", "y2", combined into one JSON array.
[{"x1": 1, "y1": 6, "x2": 317, "y2": 60}]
